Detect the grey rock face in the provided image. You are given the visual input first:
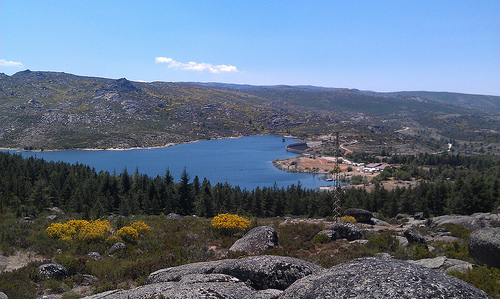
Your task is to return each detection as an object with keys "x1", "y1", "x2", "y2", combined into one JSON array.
[
  {"x1": 427, "y1": 215, "x2": 485, "y2": 230},
  {"x1": 0, "y1": 291, "x2": 8, "y2": 299},
  {"x1": 404, "y1": 226, "x2": 427, "y2": 245},
  {"x1": 109, "y1": 242, "x2": 125, "y2": 254},
  {"x1": 407, "y1": 256, "x2": 473, "y2": 274},
  {"x1": 468, "y1": 227, "x2": 500, "y2": 268},
  {"x1": 83, "y1": 280, "x2": 281, "y2": 299},
  {"x1": 37, "y1": 263, "x2": 68, "y2": 280},
  {"x1": 329, "y1": 221, "x2": 362, "y2": 241},
  {"x1": 344, "y1": 208, "x2": 373, "y2": 223},
  {"x1": 146, "y1": 255, "x2": 324, "y2": 290},
  {"x1": 279, "y1": 257, "x2": 491, "y2": 298},
  {"x1": 229, "y1": 226, "x2": 278, "y2": 254}
]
